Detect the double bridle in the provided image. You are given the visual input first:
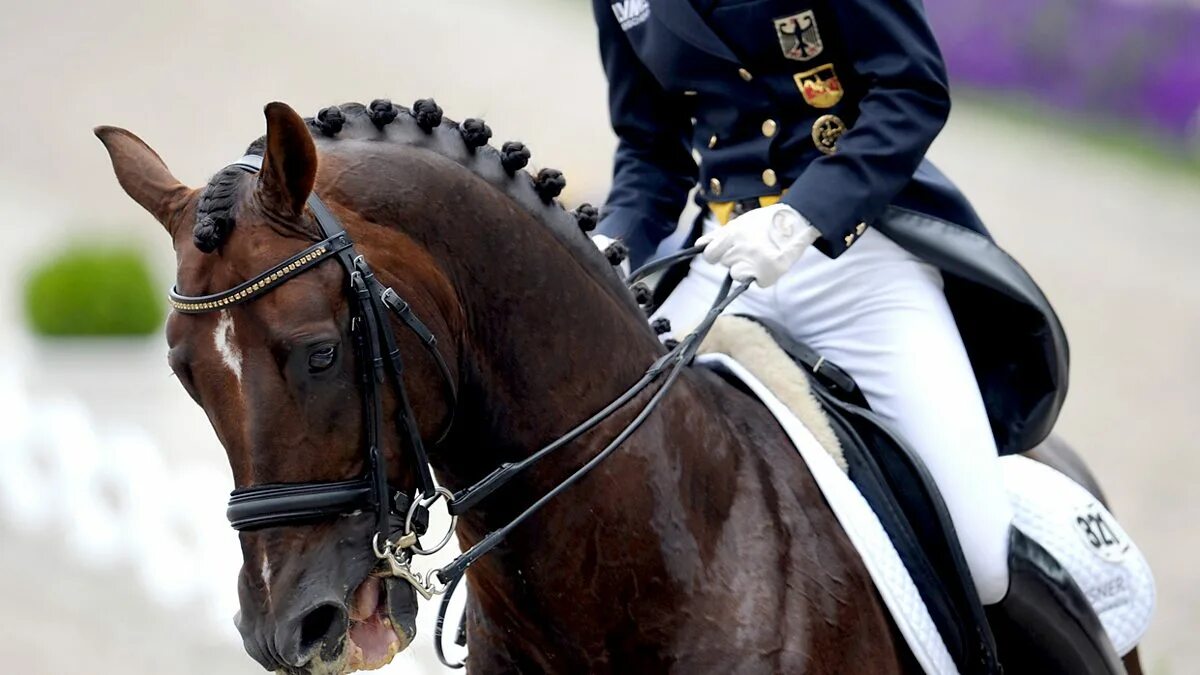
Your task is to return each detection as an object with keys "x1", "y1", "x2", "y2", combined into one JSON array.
[{"x1": 174, "y1": 155, "x2": 747, "y2": 666}]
